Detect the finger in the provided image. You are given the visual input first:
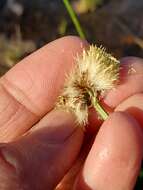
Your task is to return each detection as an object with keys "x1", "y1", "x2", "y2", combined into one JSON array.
[
  {"x1": 59, "y1": 92, "x2": 143, "y2": 189},
  {"x1": 0, "y1": 110, "x2": 84, "y2": 190},
  {"x1": 0, "y1": 36, "x2": 87, "y2": 142},
  {"x1": 104, "y1": 57, "x2": 143, "y2": 108},
  {"x1": 88, "y1": 57, "x2": 143, "y2": 132},
  {"x1": 75, "y1": 112, "x2": 143, "y2": 190},
  {"x1": 56, "y1": 133, "x2": 94, "y2": 190},
  {"x1": 115, "y1": 93, "x2": 143, "y2": 128}
]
